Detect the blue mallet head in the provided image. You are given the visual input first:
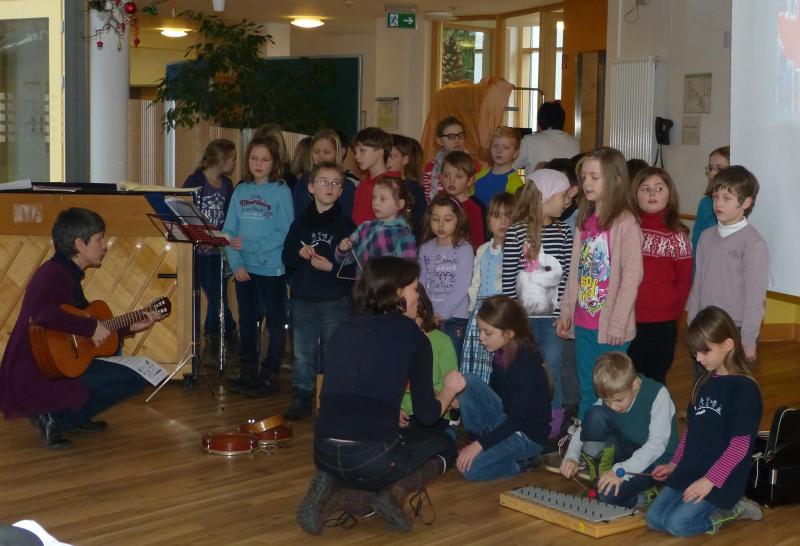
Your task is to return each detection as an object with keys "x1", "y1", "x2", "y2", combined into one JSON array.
[{"x1": 616, "y1": 467, "x2": 626, "y2": 478}]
